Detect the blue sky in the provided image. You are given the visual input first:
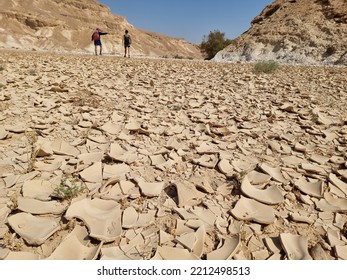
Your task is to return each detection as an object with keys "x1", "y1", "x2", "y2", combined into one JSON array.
[{"x1": 99, "y1": 0, "x2": 274, "y2": 43}]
